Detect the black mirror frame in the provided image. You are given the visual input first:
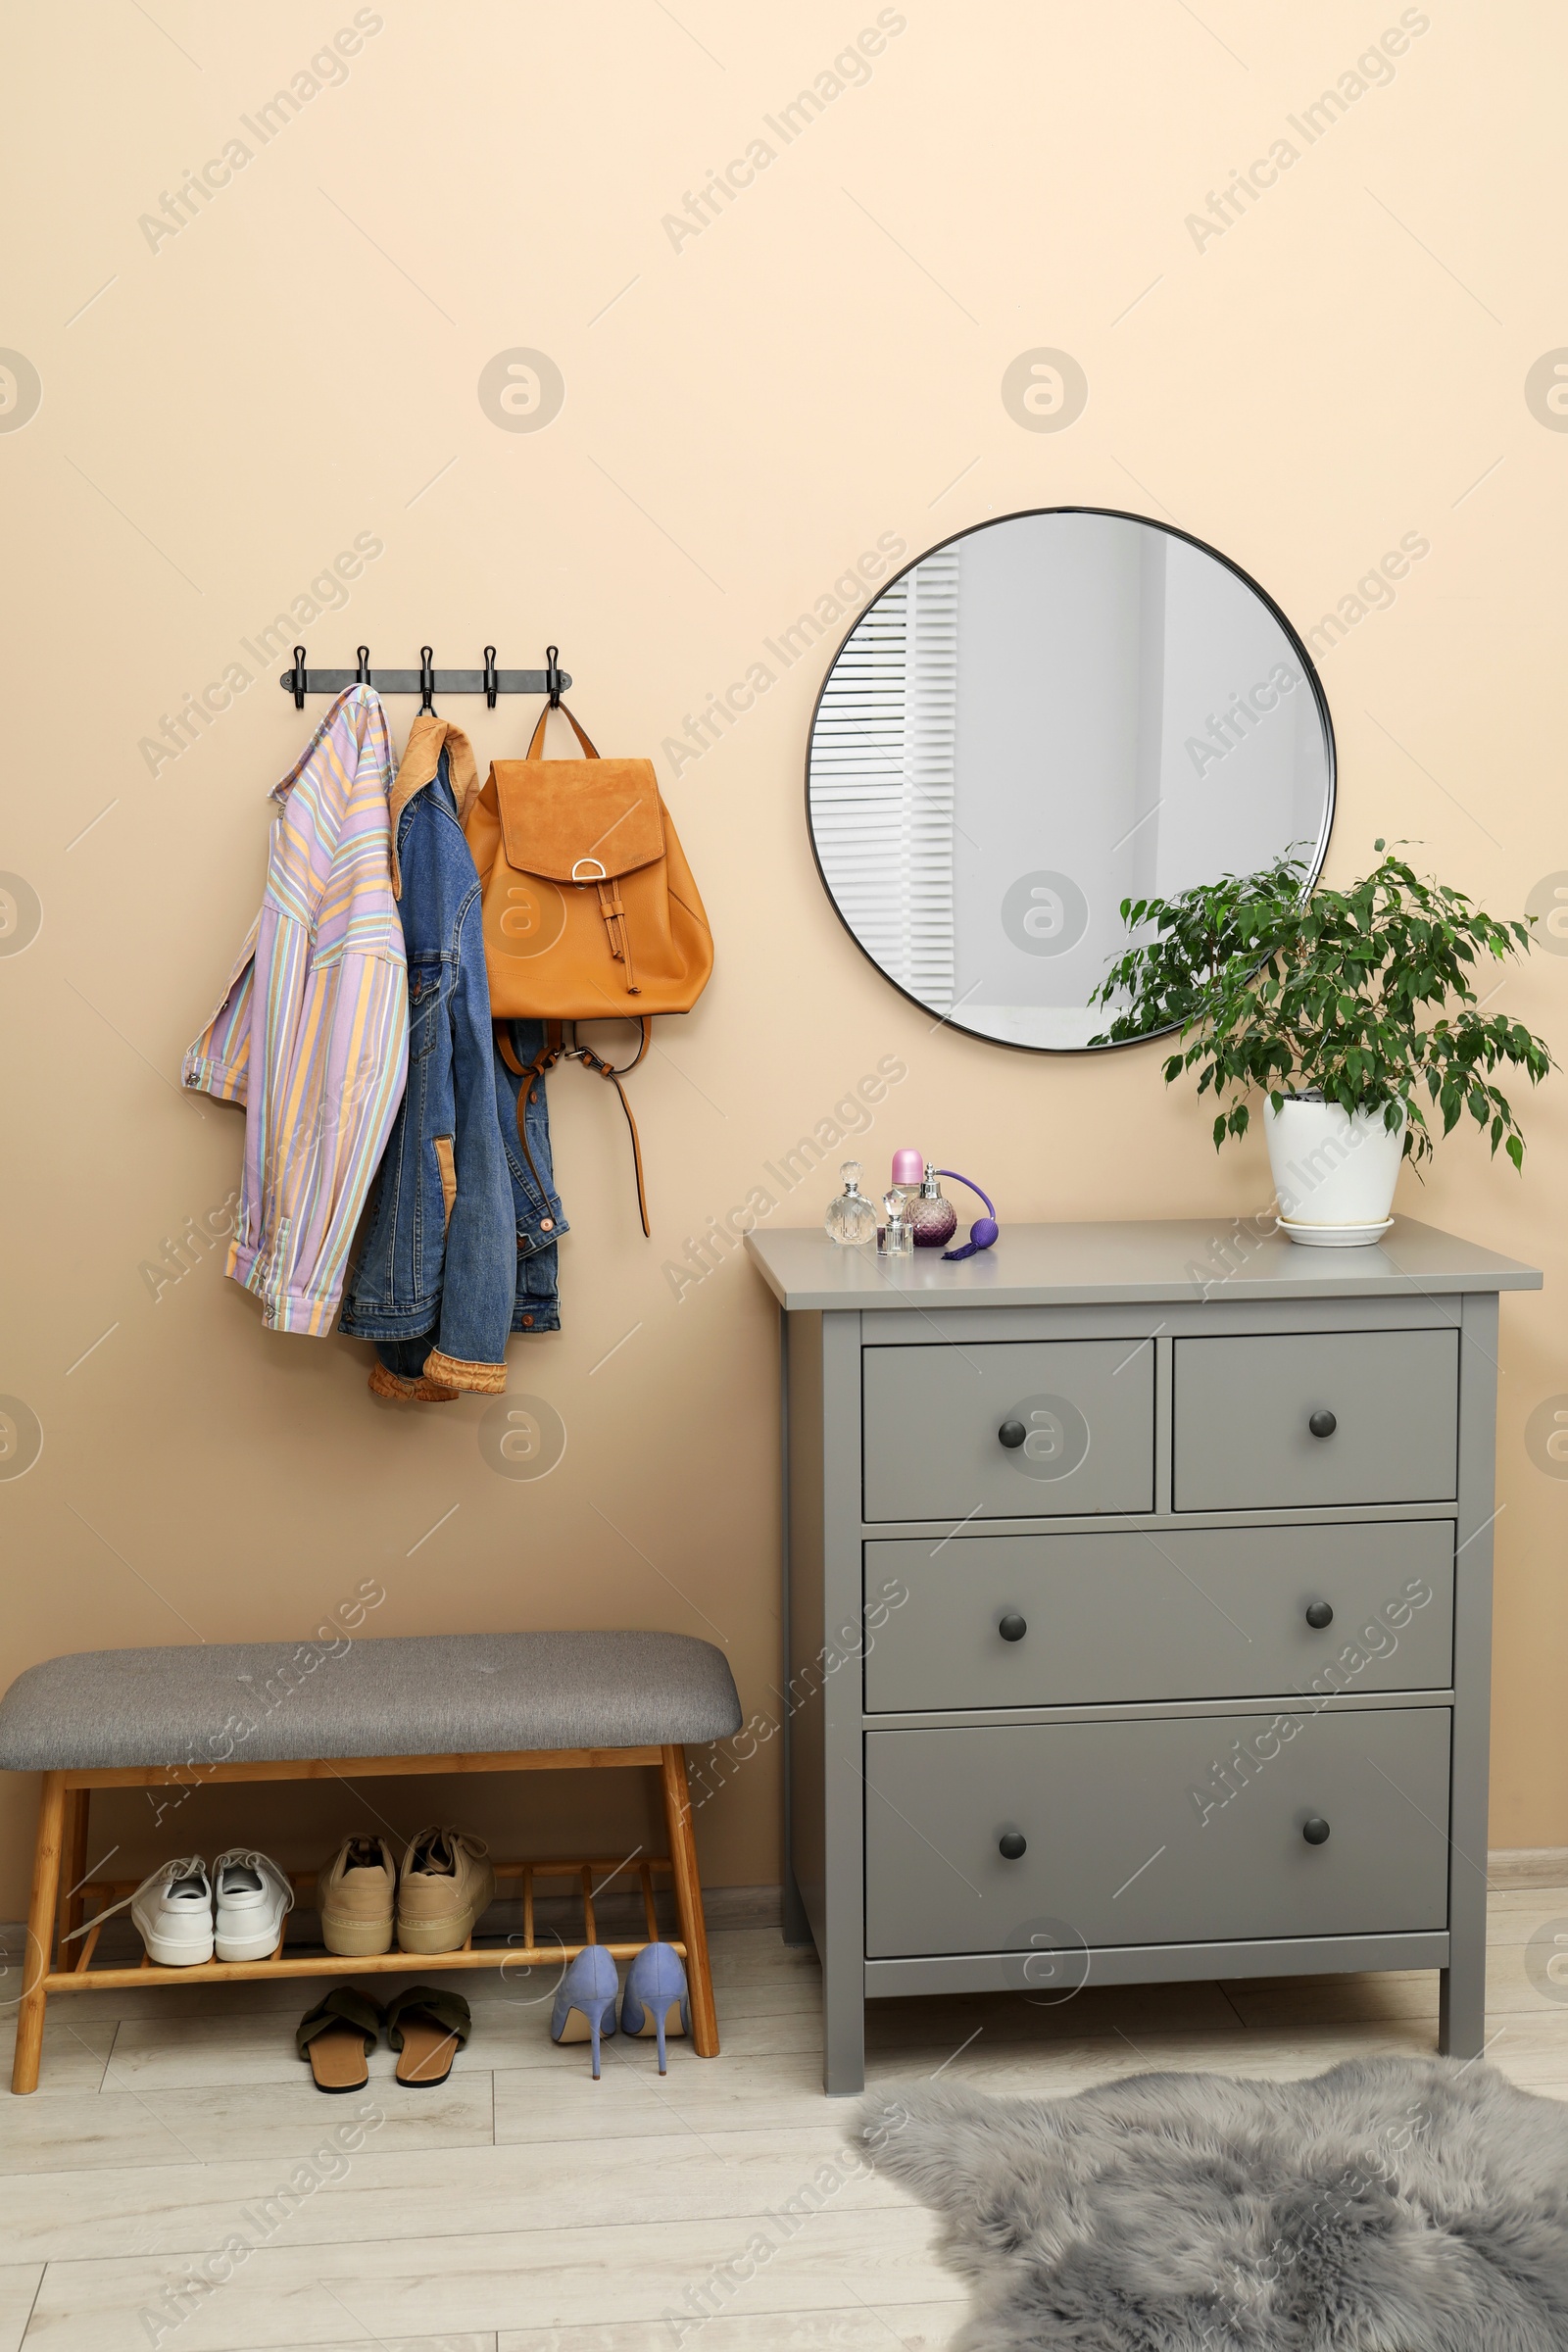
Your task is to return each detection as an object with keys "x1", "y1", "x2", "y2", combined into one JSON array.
[{"x1": 803, "y1": 503, "x2": 1338, "y2": 1056}]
